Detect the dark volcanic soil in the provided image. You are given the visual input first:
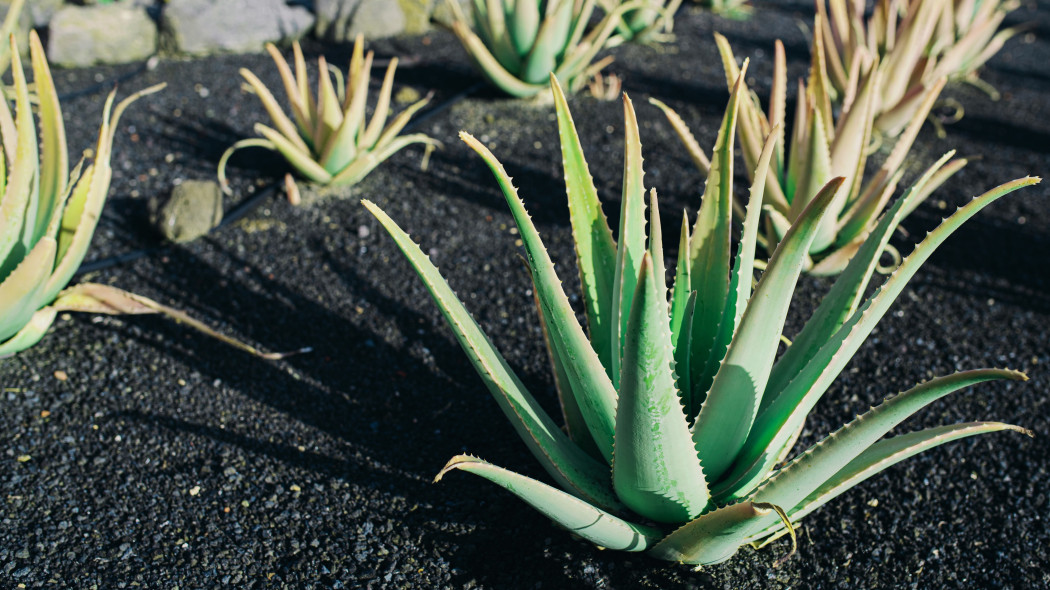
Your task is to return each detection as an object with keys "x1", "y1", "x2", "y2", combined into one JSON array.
[{"x1": 1, "y1": 1, "x2": 1049, "y2": 588}]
